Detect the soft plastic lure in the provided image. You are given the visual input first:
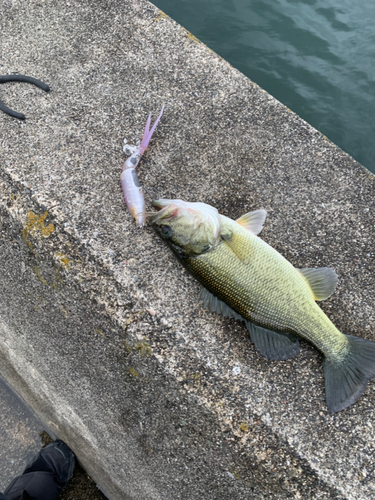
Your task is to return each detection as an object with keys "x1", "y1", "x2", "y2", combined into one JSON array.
[{"x1": 120, "y1": 105, "x2": 164, "y2": 226}]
